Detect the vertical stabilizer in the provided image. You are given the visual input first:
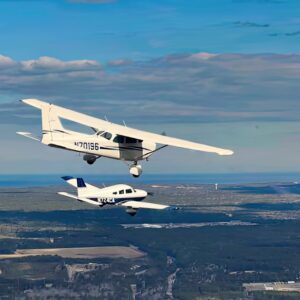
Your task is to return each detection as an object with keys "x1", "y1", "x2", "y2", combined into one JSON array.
[
  {"x1": 41, "y1": 105, "x2": 65, "y2": 145},
  {"x1": 76, "y1": 178, "x2": 87, "y2": 197},
  {"x1": 21, "y1": 99, "x2": 65, "y2": 145},
  {"x1": 61, "y1": 176, "x2": 102, "y2": 197}
]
